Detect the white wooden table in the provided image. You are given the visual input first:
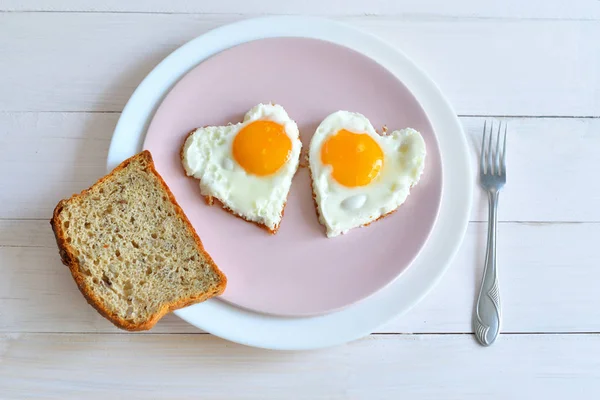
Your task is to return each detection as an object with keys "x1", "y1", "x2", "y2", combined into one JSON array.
[{"x1": 2, "y1": 1, "x2": 600, "y2": 398}]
